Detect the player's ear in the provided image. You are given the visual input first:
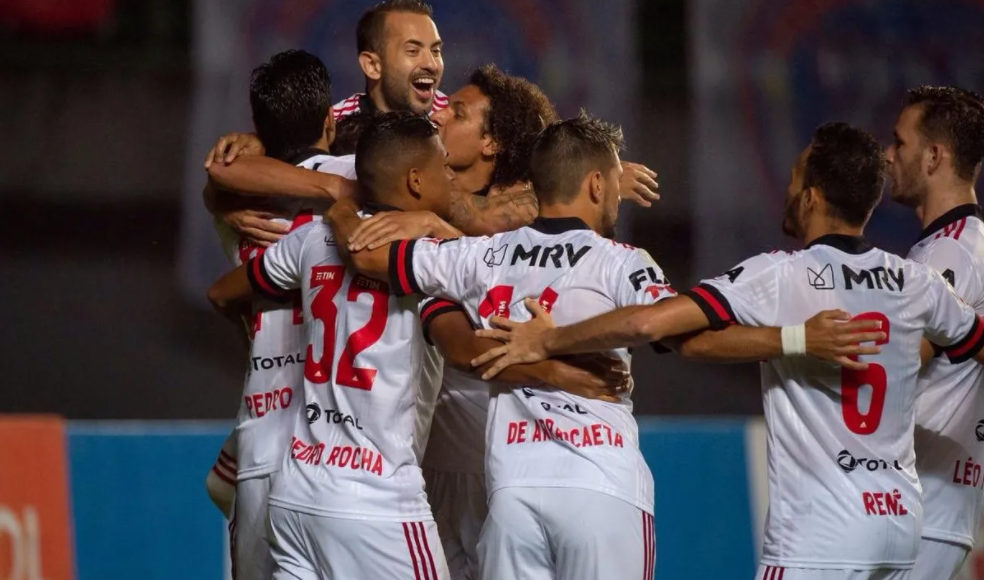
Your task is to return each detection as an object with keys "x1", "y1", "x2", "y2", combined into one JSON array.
[
  {"x1": 407, "y1": 168, "x2": 423, "y2": 200},
  {"x1": 925, "y1": 143, "x2": 944, "y2": 175},
  {"x1": 359, "y1": 51, "x2": 383, "y2": 81},
  {"x1": 481, "y1": 135, "x2": 498, "y2": 158},
  {"x1": 324, "y1": 109, "x2": 336, "y2": 144},
  {"x1": 588, "y1": 171, "x2": 604, "y2": 204}
]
